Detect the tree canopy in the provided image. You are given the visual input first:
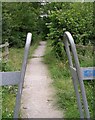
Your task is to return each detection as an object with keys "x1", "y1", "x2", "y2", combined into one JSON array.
[
  {"x1": 2, "y1": 2, "x2": 44, "y2": 47},
  {"x1": 2, "y1": 2, "x2": 94, "y2": 50},
  {"x1": 45, "y1": 2, "x2": 94, "y2": 58}
]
